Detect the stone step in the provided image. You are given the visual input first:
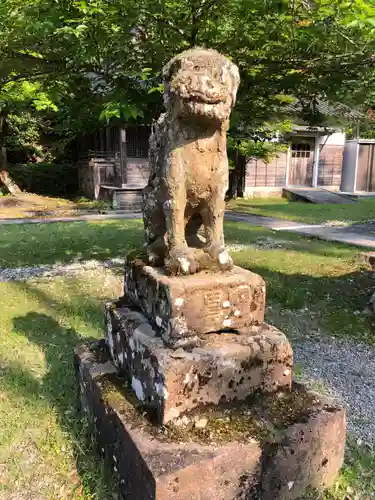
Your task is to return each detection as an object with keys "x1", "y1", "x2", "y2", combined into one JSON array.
[
  {"x1": 124, "y1": 260, "x2": 265, "y2": 345},
  {"x1": 104, "y1": 300, "x2": 292, "y2": 423},
  {"x1": 75, "y1": 341, "x2": 346, "y2": 500}
]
